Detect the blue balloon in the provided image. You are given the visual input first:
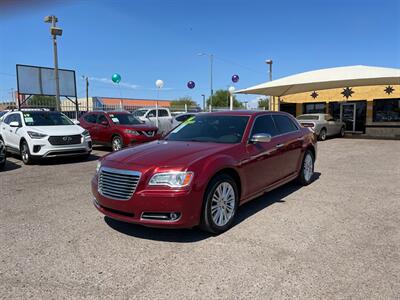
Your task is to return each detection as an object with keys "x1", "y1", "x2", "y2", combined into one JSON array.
[
  {"x1": 187, "y1": 81, "x2": 195, "y2": 89},
  {"x1": 232, "y1": 74, "x2": 239, "y2": 83}
]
